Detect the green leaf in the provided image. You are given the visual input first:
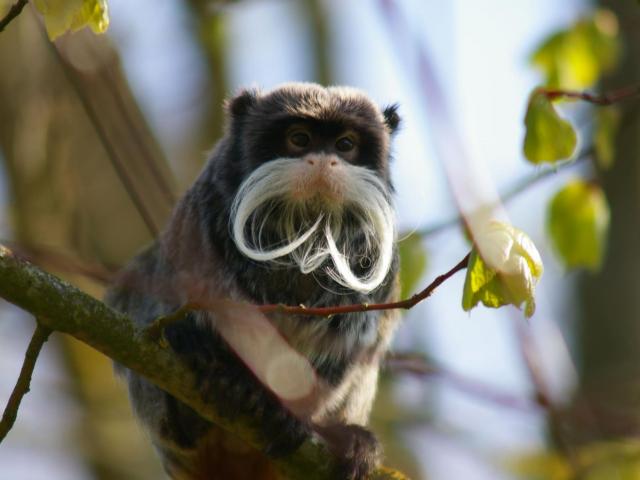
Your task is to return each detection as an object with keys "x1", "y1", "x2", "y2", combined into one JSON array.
[
  {"x1": 524, "y1": 89, "x2": 578, "y2": 164},
  {"x1": 462, "y1": 222, "x2": 543, "y2": 318},
  {"x1": 547, "y1": 179, "x2": 610, "y2": 271},
  {"x1": 33, "y1": 0, "x2": 109, "y2": 40},
  {"x1": 594, "y1": 106, "x2": 620, "y2": 170},
  {"x1": 398, "y1": 233, "x2": 428, "y2": 299},
  {"x1": 530, "y1": 9, "x2": 620, "y2": 89}
]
